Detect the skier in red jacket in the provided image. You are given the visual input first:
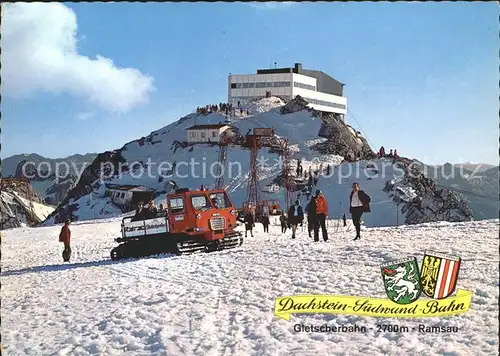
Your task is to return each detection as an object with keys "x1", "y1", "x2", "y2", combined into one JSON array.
[{"x1": 59, "y1": 219, "x2": 72, "y2": 262}]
